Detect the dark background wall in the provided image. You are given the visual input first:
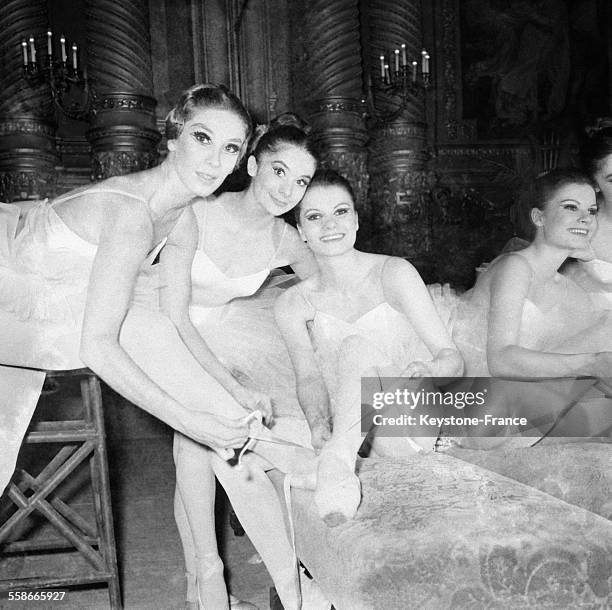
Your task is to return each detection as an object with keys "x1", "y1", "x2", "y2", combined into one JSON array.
[
  {"x1": 2, "y1": 0, "x2": 610, "y2": 439},
  {"x1": 3, "y1": 0, "x2": 611, "y2": 286}
]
